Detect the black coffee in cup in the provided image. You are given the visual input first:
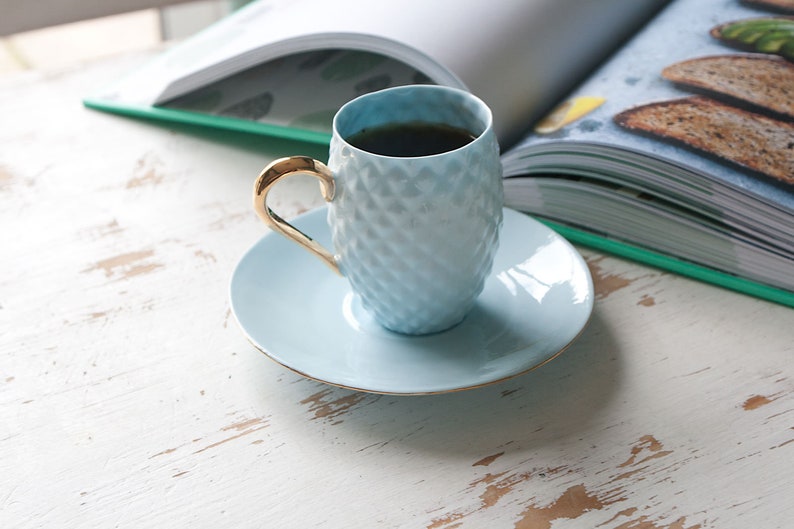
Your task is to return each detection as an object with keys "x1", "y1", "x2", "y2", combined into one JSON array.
[{"x1": 346, "y1": 121, "x2": 476, "y2": 157}]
